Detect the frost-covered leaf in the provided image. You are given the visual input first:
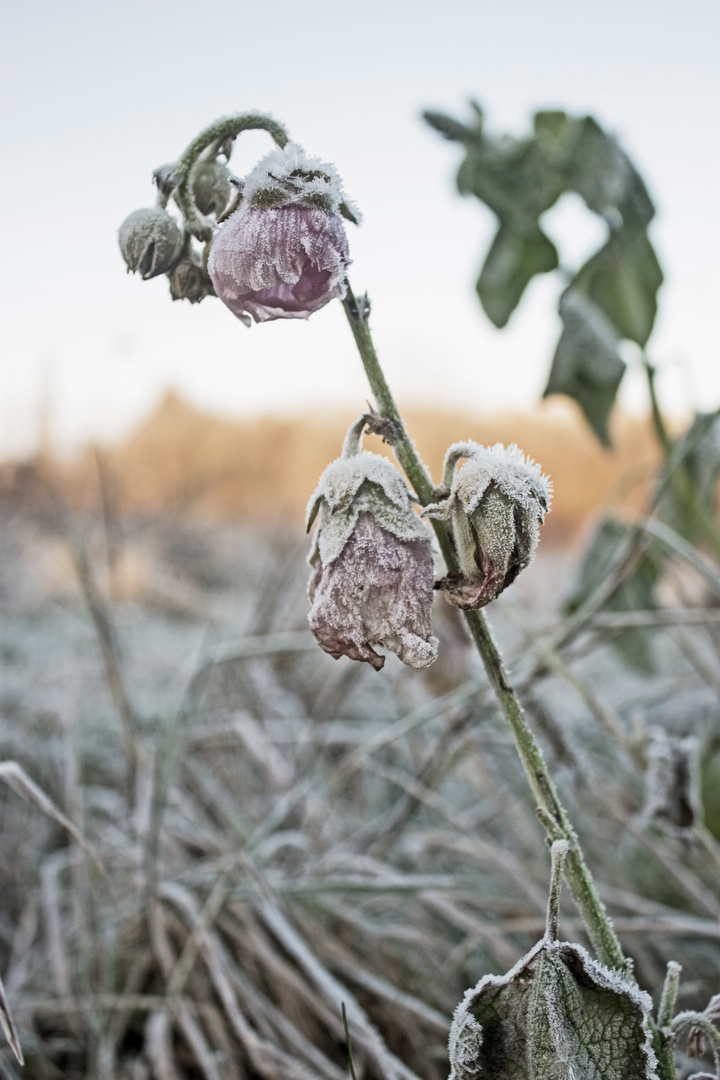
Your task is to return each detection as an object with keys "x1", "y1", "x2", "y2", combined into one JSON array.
[
  {"x1": 571, "y1": 228, "x2": 663, "y2": 346},
  {"x1": 477, "y1": 225, "x2": 559, "y2": 328},
  {"x1": 544, "y1": 290, "x2": 626, "y2": 446},
  {"x1": 449, "y1": 939, "x2": 658, "y2": 1080},
  {"x1": 564, "y1": 518, "x2": 662, "y2": 672}
]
